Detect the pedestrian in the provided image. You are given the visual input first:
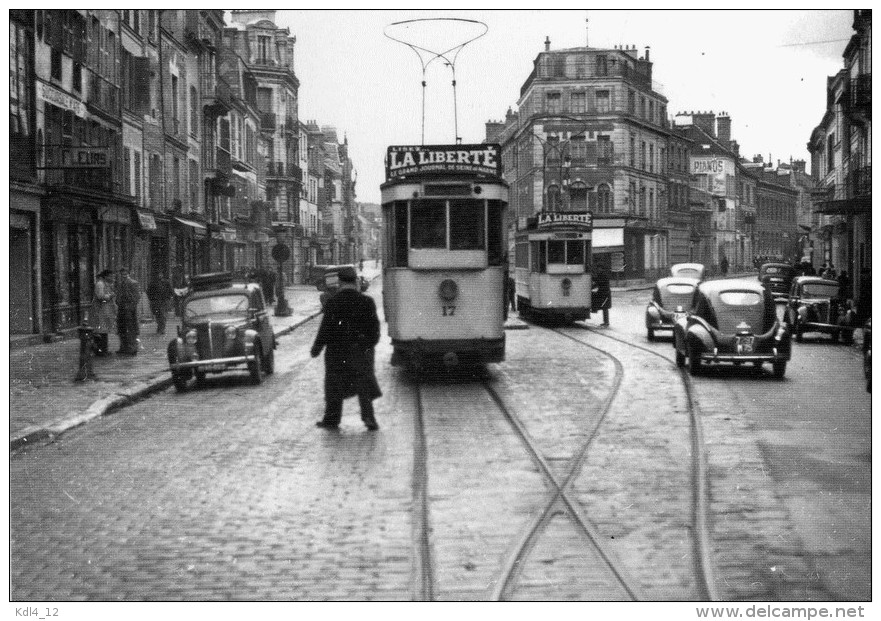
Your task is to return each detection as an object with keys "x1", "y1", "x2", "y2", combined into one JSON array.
[
  {"x1": 310, "y1": 265, "x2": 381, "y2": 430},
  {"x1": 592, "y1": 267, "x2": 612, "y2": 326},
  {"x1": 837, "y1": 270, "x2": 852, "y2": 300},
  {"x1": 359, "y1": 258, "x2": 364, "y2": 272},
  {"x1": 116, "y1": 267, "x2": 141, "y2": 355},
  {"x1": 507, "y1": 274, "x2": 517, "y2": 313},
  {"x1": 261, "y1": 268, "x2": 276, "y2": 304},
  {"x1": 720, "y1": 256, "x2": 729, "y2": 276},
  {"x1": 91, "y1": 269, "x2": 117, "y2": 356},
  {"x1": 147, "y1": 272, "x2": 174, "y2": 335}
]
